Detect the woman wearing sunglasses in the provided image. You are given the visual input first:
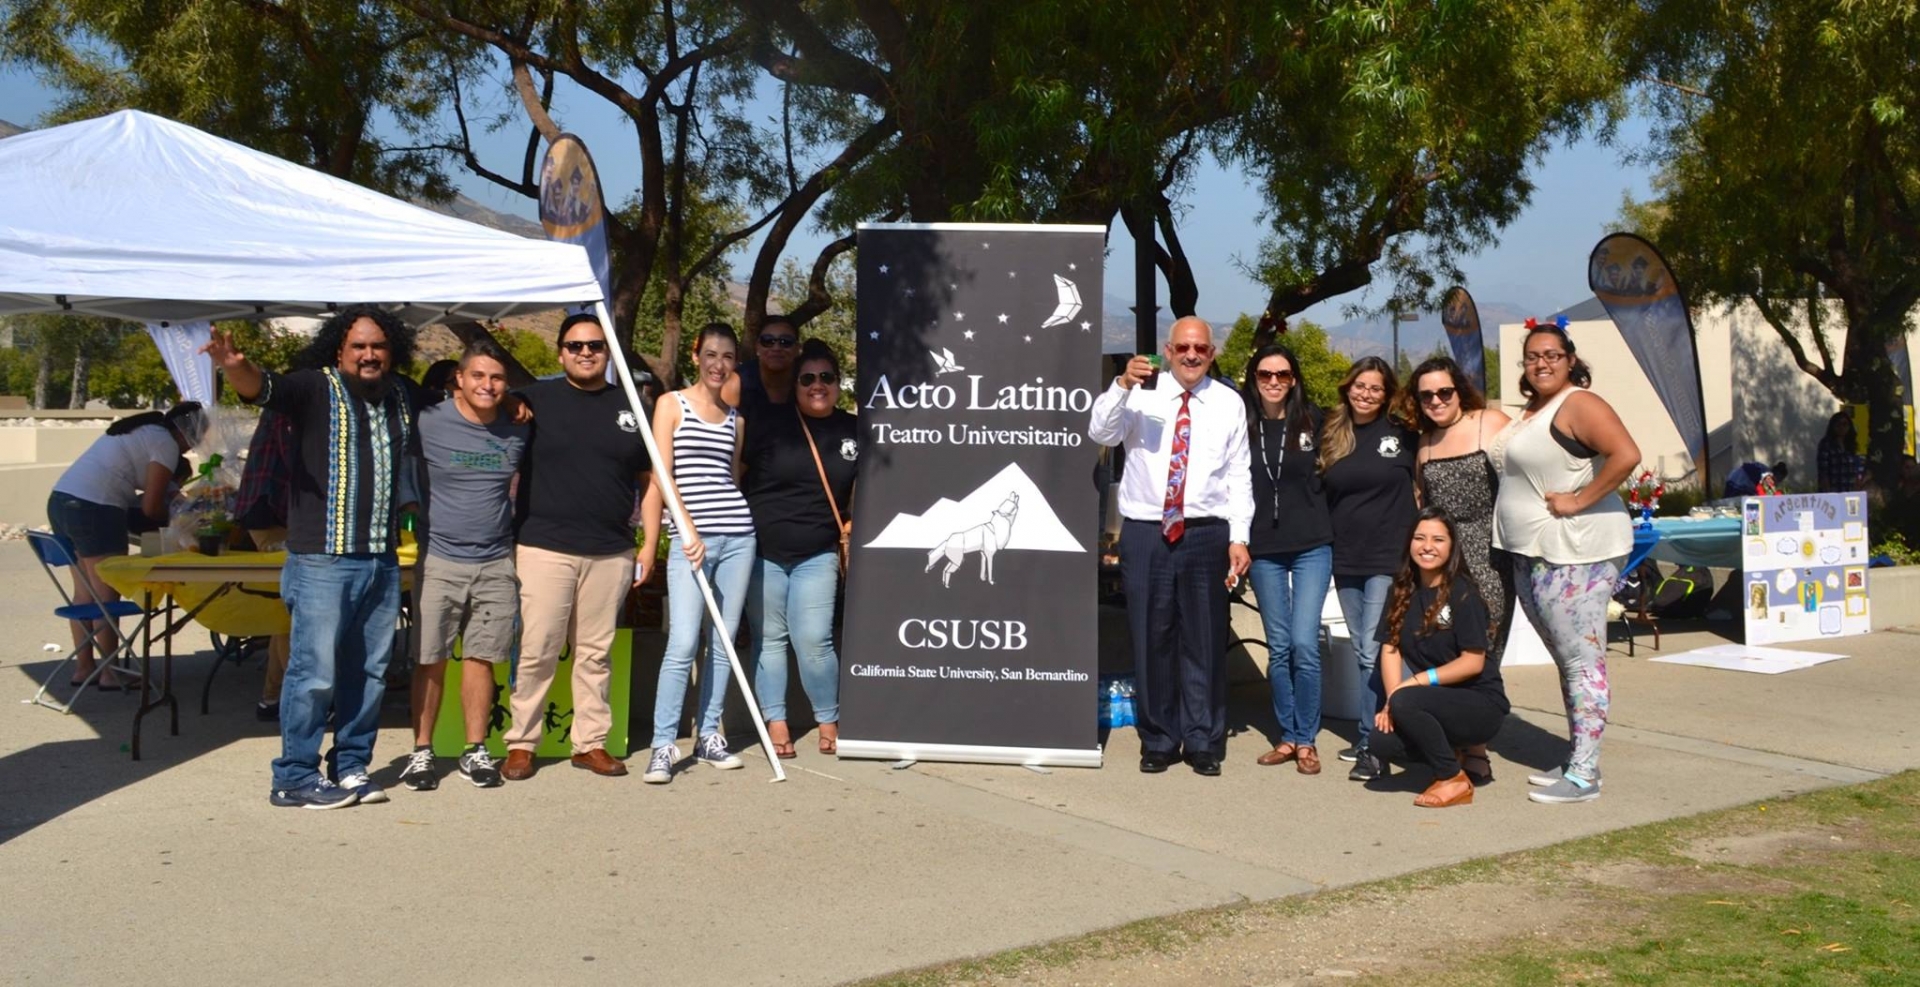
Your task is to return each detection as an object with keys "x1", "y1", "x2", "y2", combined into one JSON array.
[
  {"x1": 1398, "y1": 356, "x2": 1510, "y2": 784},
  {"x1": 1491, "y1": 318, "x2": 1638, "y2": 804},
  {"x1": 1238, "y1": 344, "x2": 1333, "y2": 775},
  {"x1": 1318, "y1": 356, "x2": 1417, "y2": 783},
  {"x1": 743, "y1": 339, "x2": 856, "y2": 758},
  {"x1": 724, "y1": 315, "x2": 800, "y2": 419}
]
